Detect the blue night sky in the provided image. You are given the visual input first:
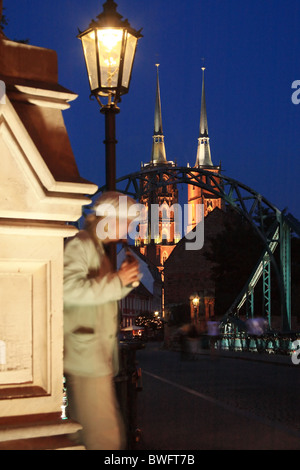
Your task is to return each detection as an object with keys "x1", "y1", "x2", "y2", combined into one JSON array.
[{"x1": 3, "y1": 0, "x2": 300, "y2": 220}]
